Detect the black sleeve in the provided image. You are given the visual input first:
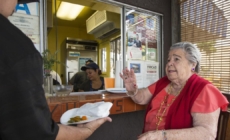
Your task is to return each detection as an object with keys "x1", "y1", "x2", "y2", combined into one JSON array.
[
  {"x1": 53, "y1": 79, "x2": 60, "y2": 85},
  {"x1": 79, "y1": 80, "x2": 91, "y2": 92},
  {"x1": 73, "y1": 73, "x2": 84, "y2": 92},
  {"x1": 0, "y1": 53, "x2": 59, "y2": 140},
  {"x1": 69, "y1": 74, "x2": 76, "y2": 85},
  {"x1": 101, "y1": 77, "x2": 105, "y2": 89}
]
